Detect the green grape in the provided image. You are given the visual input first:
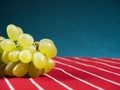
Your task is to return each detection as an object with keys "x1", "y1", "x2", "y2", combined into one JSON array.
[
  {"x1": 0, "y1": 39, "x2": 16, "y2": 52},
  {"x1": 0, "y1": 63, "x2": 7, "y2": 77},
  {"x1": 0, "y1": 36, "x2": 5, "y2": 53},
  {"x1": 24, "y1": 45, "x2": 36, "y2": 53},
  {"x1": 0, "y1": 36, "x2": 5, "y2": 40},
  {"x1": 17, "y1": 27, "x2": 23, "y2": 35},
  {"x1": 7, "y1": 24, "x2": 23, "y2": 40},
  {"x1": 19, "y1": 49, "x2": 32, "y2": 63},
  {"x1": 13, "y1": 62, "x2": 29, "y2": 77},
  {"x1": 33, "y1": 52, "x2": 47, "y2": 69},
  {"x1": 38, "y1": 40, "x2": 57, "y2": 58},
  {"x1": 28, "y1": 62, "x2": 44, "y2": 78},
  {"x1": 0, "y1": 47, "x2": 3, "y2": 54},
  {"x1": 8, "y1": 49, "x2": 20, "y2": 62},
  {"x1": 18, "y1": 33, "x2": 34, "y2": 47},
  {"x1": 0, "y1": 59, "x2": 2, "y2": 65},
  {"x1": 0, "y1": 54, "x2": 3, "y2": 65},
  {"x1": 5, "y1": 61, "x2": 18, "y2": 76},
  {"x1": 0, "y1": 45, "x2": 3, "y2": 54},
  {"x1": 1, "y1": 51, "x2": 11, "y2": 64},
  {"x1": 39, "y1": 39, "x2": 54, "y2": 44},
  {"x1": 44, "y1": 58, "x2": 55, "y2": 73}
]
